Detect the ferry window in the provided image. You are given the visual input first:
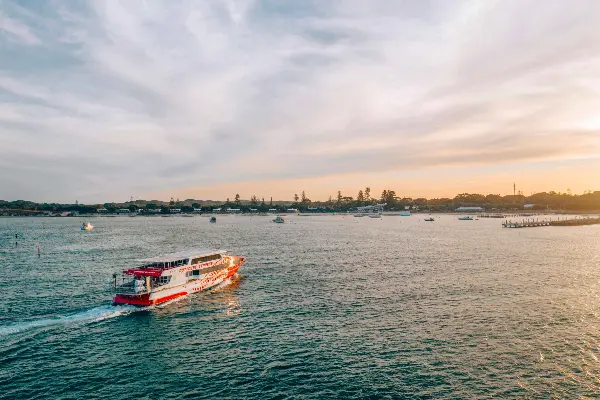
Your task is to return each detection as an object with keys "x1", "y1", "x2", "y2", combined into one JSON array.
[
  {"x1": 158, "y1": 276, "x2": 171, "y2": 284},
  {"x1": 199, "y1": 264, "x2": 224, "y2": 274},
  {"x1": 191, "y1": 258, "x2": 199, "y2": 265},
  {"x1": 192, "y1": 270, "x2": 200, "y2": 276}
]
